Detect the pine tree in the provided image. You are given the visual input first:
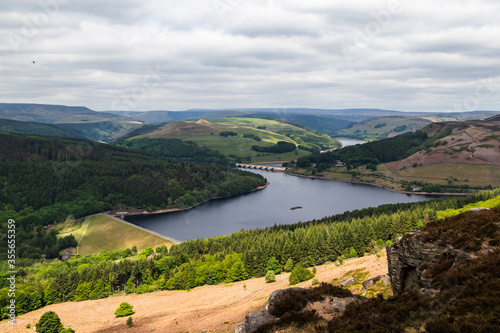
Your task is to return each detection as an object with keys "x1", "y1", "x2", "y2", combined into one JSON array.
[
  {"x1": 284, "y1": 258, "x2": 294, "y2": 272},
  {"x1": 230, "y1": 260, "x2": 248, "y2": 282},
  {"x1": 265, "y1": 257, "x2": 281, "y2": 275},
  {"x1": 126, "y1": 316, "x2": 133, "y2": 328}
]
